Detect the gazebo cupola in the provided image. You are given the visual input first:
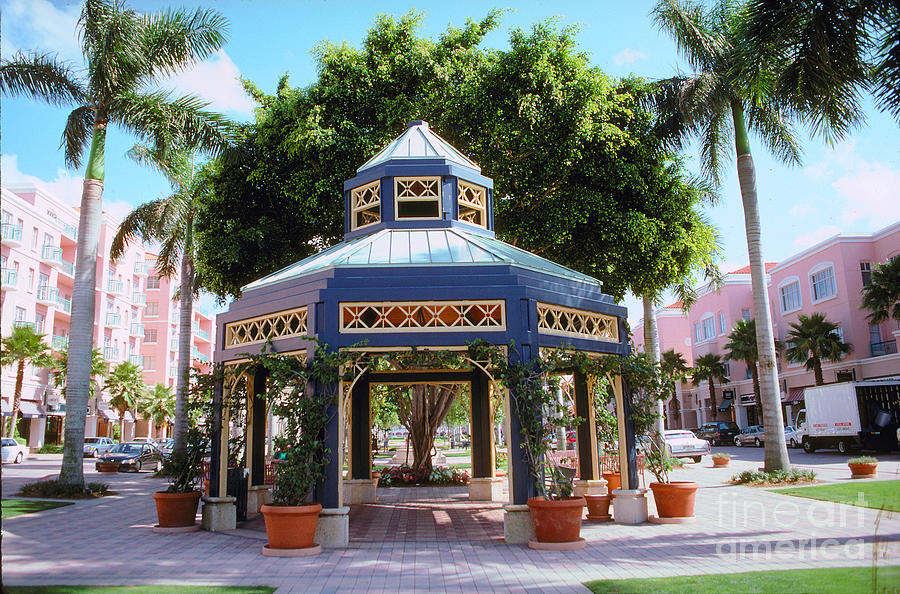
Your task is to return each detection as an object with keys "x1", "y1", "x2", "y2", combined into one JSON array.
[{"x1": 342, "y1": 120, "x2": 495, "y2": 240}]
